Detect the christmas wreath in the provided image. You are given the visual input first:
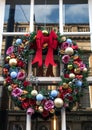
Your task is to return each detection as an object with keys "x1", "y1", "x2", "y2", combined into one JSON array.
[{"x1": 2, "y1": 30, "x2": 88, "y2": 118}]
